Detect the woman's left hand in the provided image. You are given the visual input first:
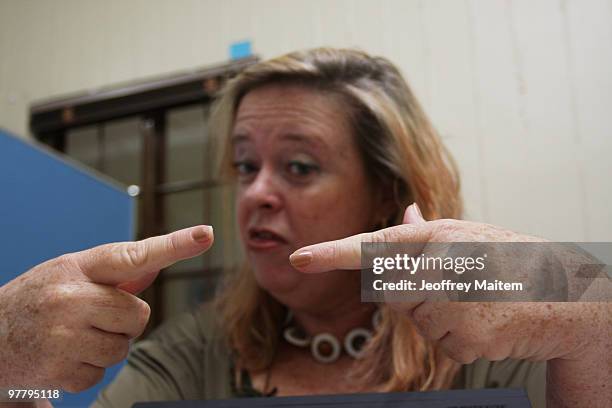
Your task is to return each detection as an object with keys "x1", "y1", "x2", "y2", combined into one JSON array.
[
  {"x1": 289, "y1": 204, "x2": 610, "y2": 364},
  {"x1": 290, "y1": 204, "x2": 611, "y2": 406}
]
